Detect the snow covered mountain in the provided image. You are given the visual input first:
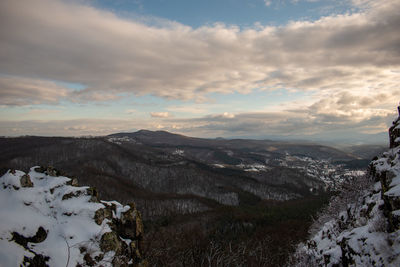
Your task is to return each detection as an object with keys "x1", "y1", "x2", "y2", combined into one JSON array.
[
  {"x1": 293, "y1": 105, "x2": 400, "y2": 266},
  {"x1": 0, "y1": 166, "x2": 146, "y2": 266}
]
